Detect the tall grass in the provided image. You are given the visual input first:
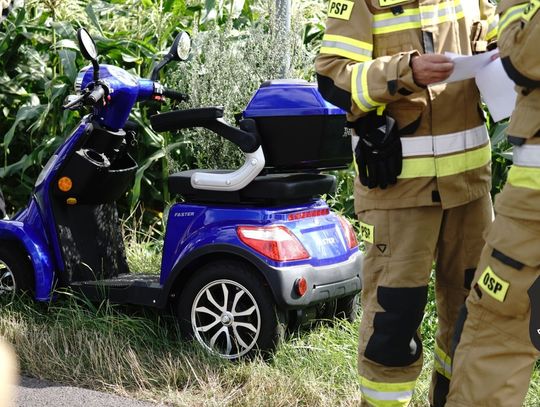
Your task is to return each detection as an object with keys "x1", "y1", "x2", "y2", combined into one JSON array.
[{"x1": 0, "y1": 254, "x2": 538, "y2": 406}]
